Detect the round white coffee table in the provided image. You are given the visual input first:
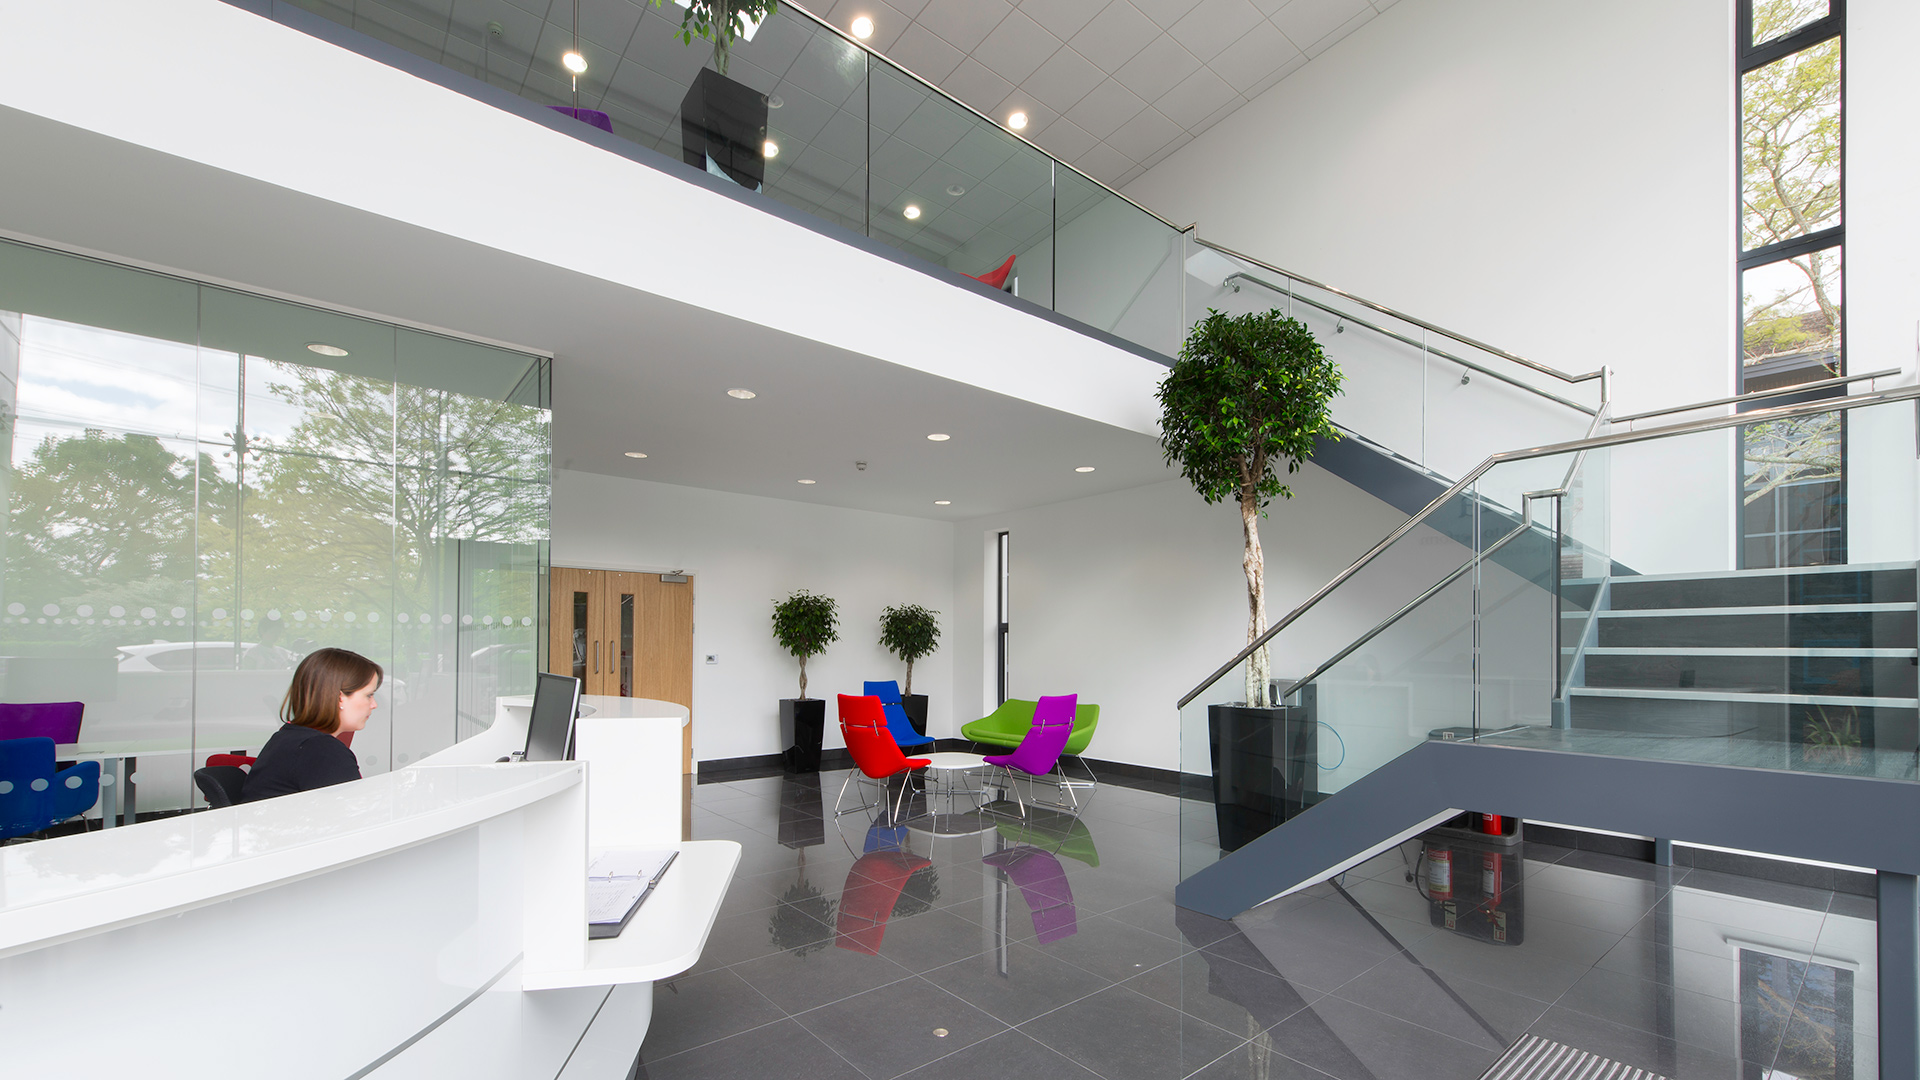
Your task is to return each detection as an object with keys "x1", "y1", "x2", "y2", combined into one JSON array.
[{"x1": 918, "y1": 751, "x2": 989, "y2": 815}]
